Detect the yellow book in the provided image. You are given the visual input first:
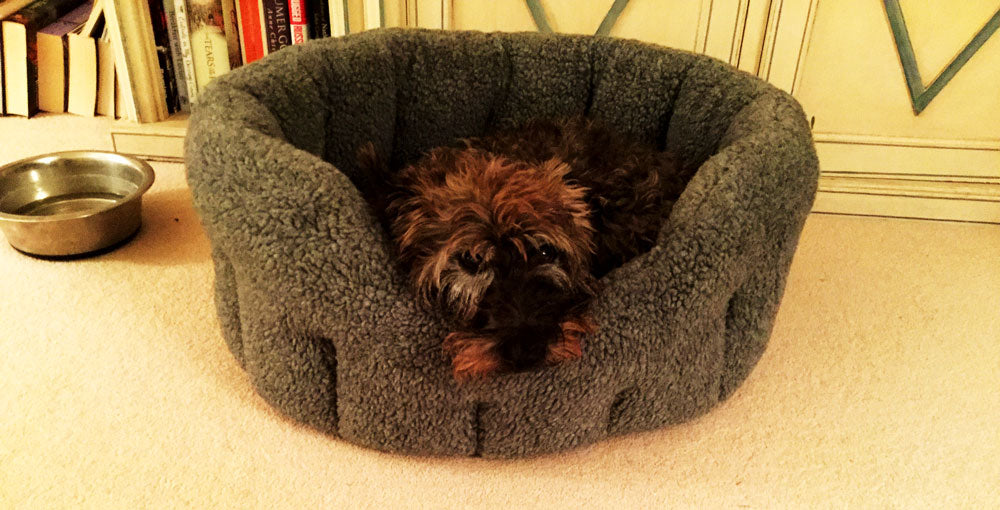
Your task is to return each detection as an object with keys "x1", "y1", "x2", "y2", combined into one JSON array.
[
  {"x1": 0, "y1": 0, "x2": 36, "y2": 113},
  {"x1": 66, "y1": 32, "x2": 96, "y2": 115},
  {"x1": 95, "y1": 35, "x2": 113, "y2": 116}
]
